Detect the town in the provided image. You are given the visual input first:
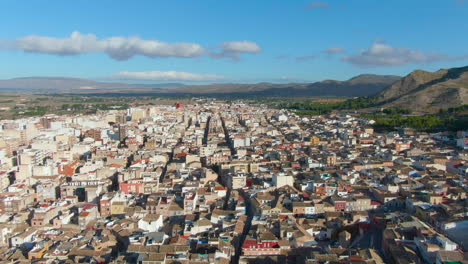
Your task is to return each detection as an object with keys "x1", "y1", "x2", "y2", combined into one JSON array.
[{"x1": 0, "y1": 99, "x2": 466, "y2": 264}]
